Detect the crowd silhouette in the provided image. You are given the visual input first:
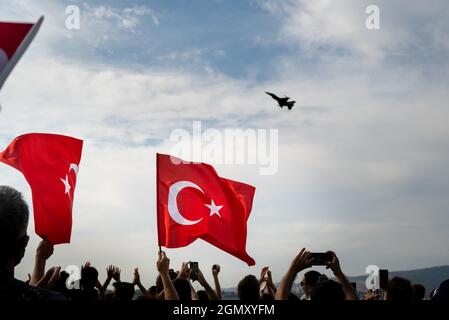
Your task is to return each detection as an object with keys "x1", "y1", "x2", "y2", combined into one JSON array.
[{"x1": 1, "y1": 185, "x2": 448, "y2": 301}]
